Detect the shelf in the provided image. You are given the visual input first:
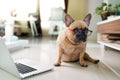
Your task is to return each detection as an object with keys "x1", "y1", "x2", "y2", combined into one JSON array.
[
  {"x1": 97, "y1": 16, "x2": 120, "y2": 34},
  {"x1": 98, "y1": 40, "x2": 120, "y2": 51},
  {"x1": 97, "y1": 16, "x2": 120, "y2": 51},
  {"x1": 97, "y1": 16, "x2": 120, "y2": 25}
]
